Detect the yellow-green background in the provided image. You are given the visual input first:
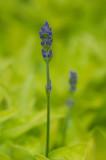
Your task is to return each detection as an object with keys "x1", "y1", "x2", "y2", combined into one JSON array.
[{"x1": 0, "y1": 0, "x2": 105, "y2": 160}]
